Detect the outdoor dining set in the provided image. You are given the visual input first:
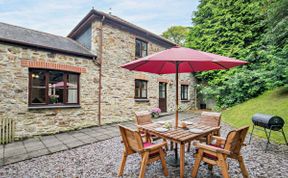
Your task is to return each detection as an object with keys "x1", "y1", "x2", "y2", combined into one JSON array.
[
  {"x1": 117, "y1": 111, "x2": 250, "y2": 178},
  {"x1": 118, "y1": 45, "x2": 250, "y2": 178}
]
